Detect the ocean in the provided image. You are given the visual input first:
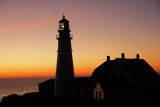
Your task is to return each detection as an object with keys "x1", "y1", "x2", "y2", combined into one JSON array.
[{"x1": 0, "y1": 77, "x2": 52, "y2": 101}]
